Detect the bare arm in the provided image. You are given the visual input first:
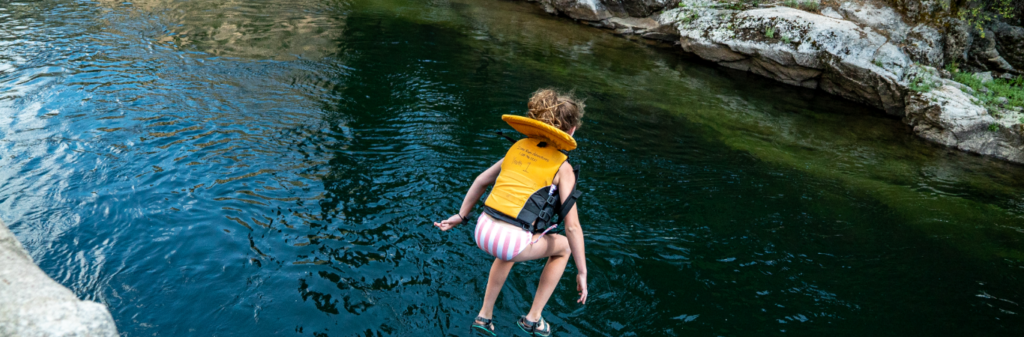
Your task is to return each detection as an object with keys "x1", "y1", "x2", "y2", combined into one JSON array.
[
  {"x1": 434, "y1": 159, "x2": 503, "y2": 231},
  {"x1": 557, "y1": 161, "x2": 588, "y2": 304}
]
